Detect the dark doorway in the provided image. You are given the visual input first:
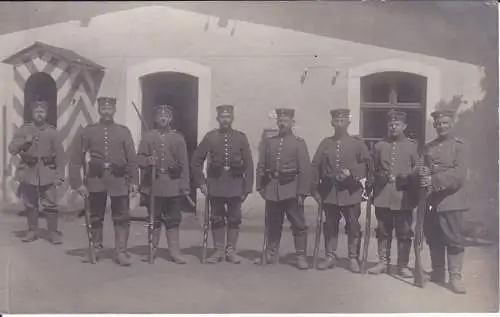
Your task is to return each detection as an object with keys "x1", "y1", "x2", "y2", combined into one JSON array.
[
  {"x1": 140, "y1": 72, "x2": 199, "y2": 212},
  {"x1": 24, "y1": 72, "x2": 58, "y2": 126},
  {"x1": 360, "y1": 71, "x2": 427, "y2": 152}
]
